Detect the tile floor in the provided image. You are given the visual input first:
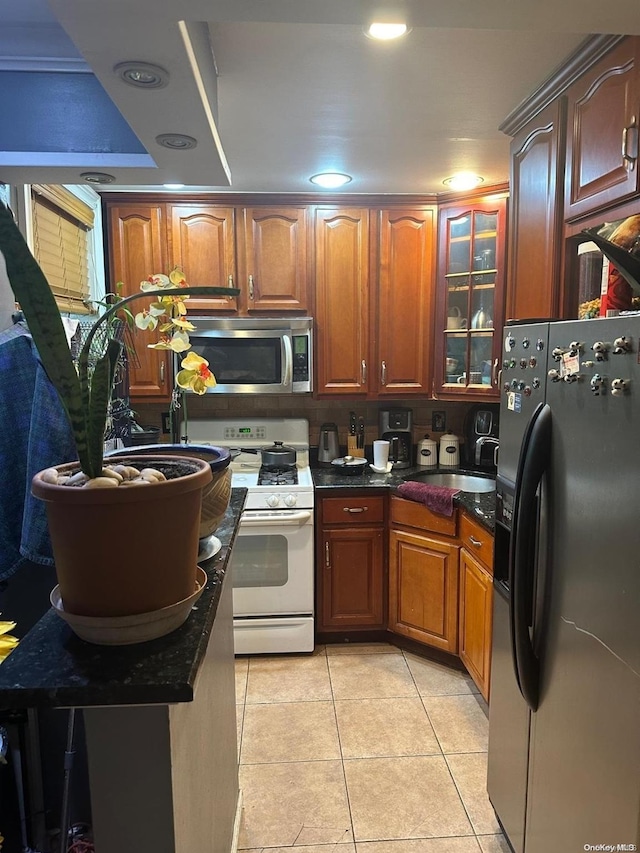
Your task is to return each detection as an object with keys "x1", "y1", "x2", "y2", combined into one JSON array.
[{"x1": 235, "y1": 643, "x2": 510, "y2": 853}]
